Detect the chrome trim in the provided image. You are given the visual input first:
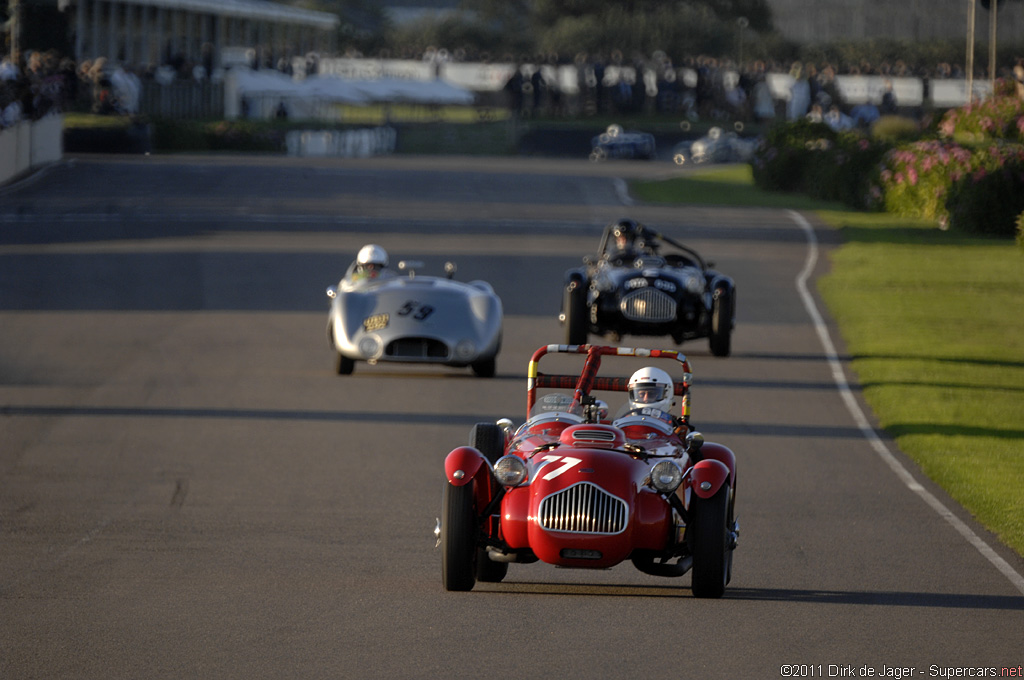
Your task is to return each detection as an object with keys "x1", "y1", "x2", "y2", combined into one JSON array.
[
  {"x1": 538, "y1": 482, "x2": 628, "y2": 534},
  {"x1": 620, "y1": 288, "x2": 676, "y2": 322},
  {"x1": 571, "y1": 429, "x2": 617, "y2": 442}
]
